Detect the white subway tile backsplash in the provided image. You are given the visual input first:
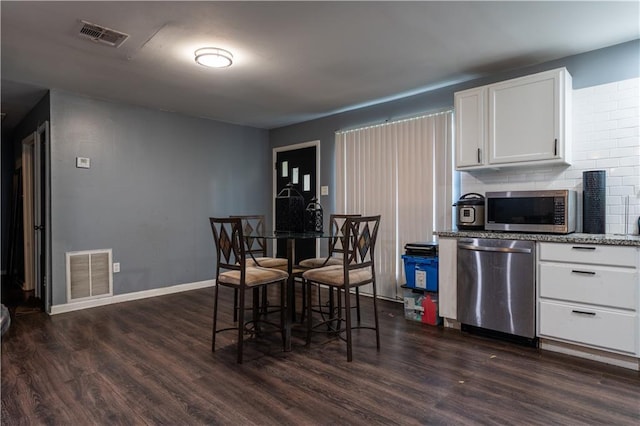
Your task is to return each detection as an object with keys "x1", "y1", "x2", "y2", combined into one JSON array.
[
  {"x1": 609, "y1": 147, "x2": 639, "y2": 158},
  {"x1": 586, "y1": 149, "x2": 611, "y2": 159},
  {"x1": 617, "y1": 137, "x2": 640, "y2": 148},
  {"x1": 591, "y1": 129, "x2": 613, "y2": 141},
  {"x1": 618, "y1": 117, "x2": 640, "y2": 128},
  {"x1": 593, "y1": 87, "x2": 615, "y2": 101},
  {"x1": 594, "y1": 120, "x2": 618, "y2": 131},
  {"x1": 608, "y1": 205, "x2": 626, "y2": 214},
  {"x1": 607, "y1": 176, "x2": 623, "y2": 186},
  {"x1": 617, "y1": 96, "x2": 640, "y2": 109},
  {"x1": 609, "y1": 166, "x2": 638, "y2": 177},
  {"x1": 460, "y1": 77, "x2": 640, "y2": 234},
  {"x1": 609, "y1": 186, "x2": 635, "y2": 196},
  {"x1": 607, "y1": 215, "x2": 622, "y2": 225},
  {"x1": 610, "y1": 107, "x2": 638, "y2": 120},
  {"x1": 594, "y1": 100, "x2": 618, "y2": 112},
  {"x1": 607, "y1": 195, "x2": 623, "y2": 206},
  {"x1": 592, "y1": 112, "x2": 611, "y2": 124},
  {"x1": 571, "y1": 159, "x2": 598, "y2": 170},
  {"x1": 618, "y1": 79, "x2": 639, "y2": 89},
  {"x1": 595, "y1": 158, "x2": 619, "y2": 168},
  {"x1": 573, "y1": 122, "x2": 595, "y2": 134},
  {"x1": 619, "y1": 156, "x2": 640, "y2": 167},
  {"x1": 612, "y1": 127, "x2": 638, "y2": 139},
  {"x1": 575, "y1": 140, "x2": 617, "y2": 152},
  {"x1": 563, "y1": 170, "x2": 585, "y2": 180},
  {"x1": 622, "y1": 175, "x2": 640, "y2": 186},
  {"x1": 615, "y1": 86, "x2": 640, "y2": 100}
]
